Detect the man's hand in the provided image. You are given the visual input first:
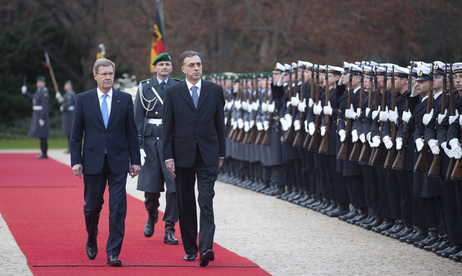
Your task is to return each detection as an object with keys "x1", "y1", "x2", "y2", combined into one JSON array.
[
  {"x1": 39, "y1": 119, "x2": 45, "y2": 126},
  {"x1": 166, "y1": 160, "x2": 176, "y2": 178},
  {"x1": 130, "y1": 165, "x2": 141, "y2": 178},
  {"x1": 72, "y1": 164, "x2": 83, "y2": 178},
  {"x1": 219, "y1": 158, "x2": 224, "y2": 169},
  {"x1": 21, "y1": 85, "x2": 27, "y2": 94},
  {"x1": 140, "y1": 148, "x2": 146, "y2": 166}
]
